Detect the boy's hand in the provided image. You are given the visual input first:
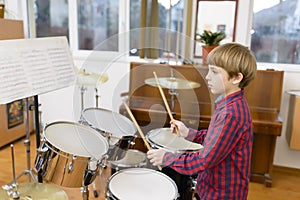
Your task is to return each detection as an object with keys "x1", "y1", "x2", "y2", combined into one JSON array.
[
  {"x1": 147, "y1": 149, "x2": 168, "y2": 166},
  {"x1": 170, "y1": 119, "x2": 189, "y2": 138}
]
